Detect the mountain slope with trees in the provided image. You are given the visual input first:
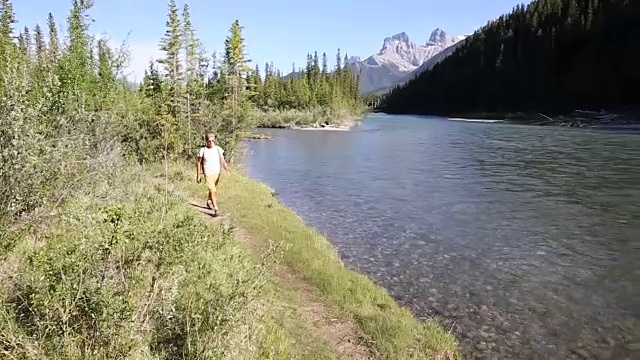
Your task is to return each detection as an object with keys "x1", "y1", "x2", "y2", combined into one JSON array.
[{"x1": 378, "y1": 0, "x2": 639, "y2": 121}]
